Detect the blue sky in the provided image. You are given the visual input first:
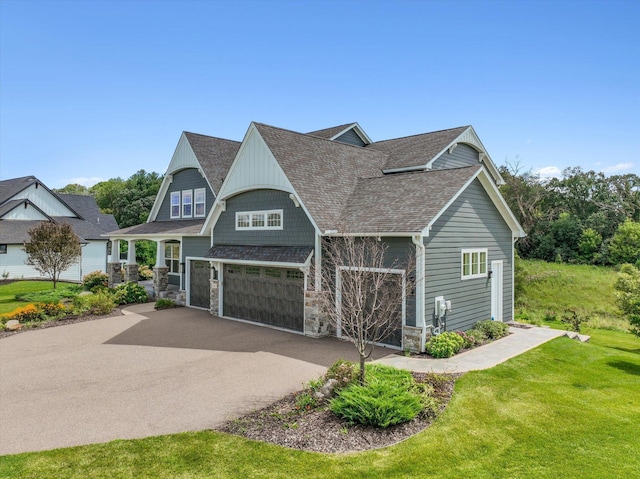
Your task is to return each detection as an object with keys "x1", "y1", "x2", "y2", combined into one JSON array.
[{"x1": 1, "y1": 0, "x2": 638, "y2": 188}]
